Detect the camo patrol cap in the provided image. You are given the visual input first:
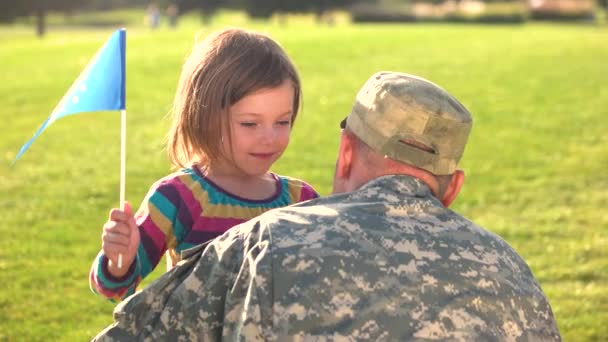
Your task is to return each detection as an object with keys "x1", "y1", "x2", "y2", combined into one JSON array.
[{"x1": 342, "y1": 71, "x2": 473, "y2": 175}]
